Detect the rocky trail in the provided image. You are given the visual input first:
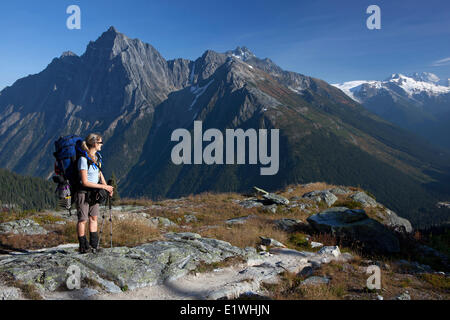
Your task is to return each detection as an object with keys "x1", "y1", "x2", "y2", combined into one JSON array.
[
  {"x1": 0, "y1": 235, "x2": 350, "y2": 300},
  {"x1": 1, "y1": 184, "x2": 449, "y2": 300}
]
